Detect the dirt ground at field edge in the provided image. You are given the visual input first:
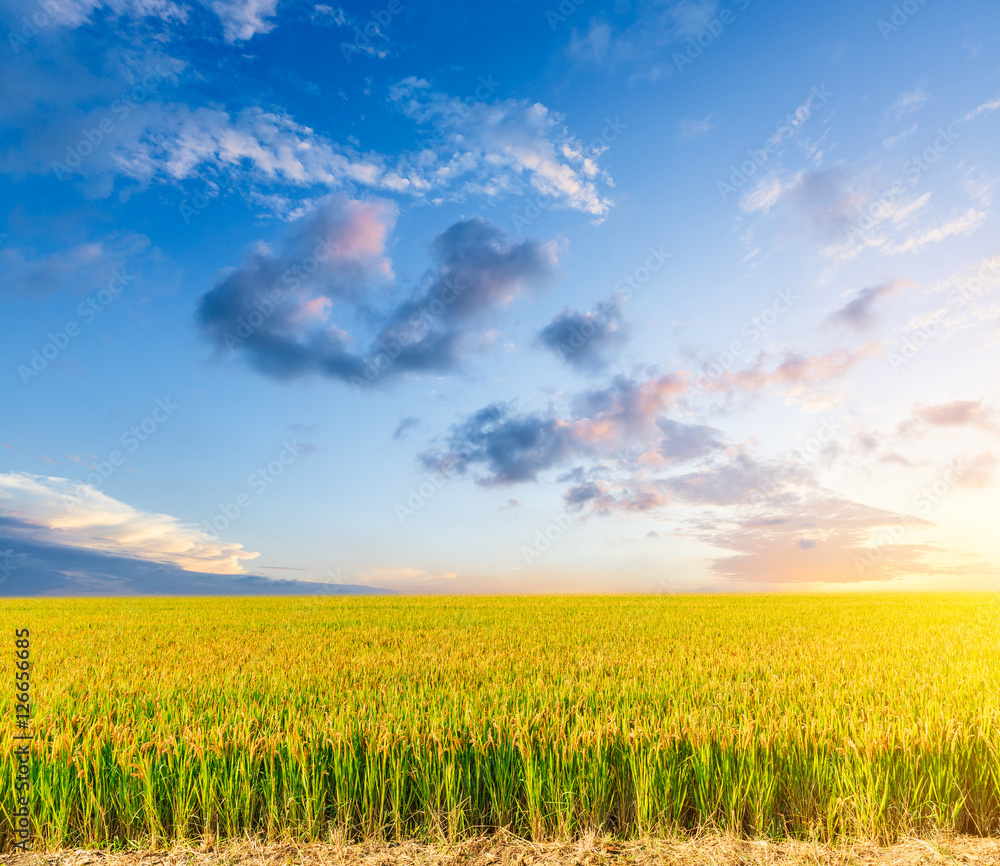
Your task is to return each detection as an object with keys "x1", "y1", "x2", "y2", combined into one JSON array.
[{"x1": 4, "y1": 835, "x2": 1000, "y2": 866}]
